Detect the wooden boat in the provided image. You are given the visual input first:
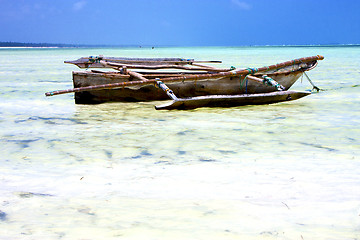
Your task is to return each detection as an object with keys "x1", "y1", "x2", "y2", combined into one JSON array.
[{"x1": 45, "y1": 55, "x2": 324, "y2": 110}]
